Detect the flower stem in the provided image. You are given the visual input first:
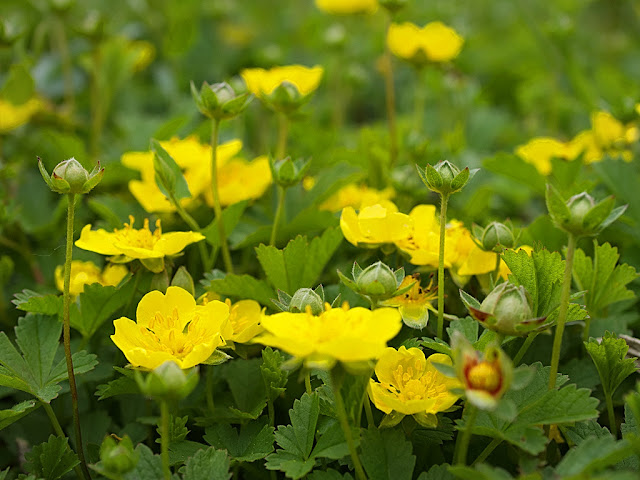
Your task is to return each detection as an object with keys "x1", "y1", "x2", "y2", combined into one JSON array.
[
  {"x1": 304, "y1": 371, "x2": 312, "y2": 395},
  {"x1": 412, "y1": 66, "x2": 426, "y2": 134},
  {"x1": 330, "y1": 369, "x2": 367, "y2": 480},
  {"x1": 454, "y1": 403, "x2": 478, "y2": 466},
  {"x1": 90, "y1": 45, "x2": 104, "y2": 161},
  {"x1": 168, "y1": 191, "x2": 211, "y2": 272},
  {"x1": 42, "y1": 402, "x2": 86, "y2": 480},
  {"x1": 513, "y1": 332, "x2": 538, "y2": 365},
  {"x1": 276, "y1": 112, "x2": 289, "y2": 160},
  {"x1": 583, "y1": 317, "x2": 592, "y2": 342},
  {"x1": 472, "y1": 437, "x2": 501, "y2": 466},
  {"x1": 606, "y1": 392, "x2": 617, "y2": 437},
  {"x1": 436, "y1": 193, "x2": 449, "y2": 340},
  {"x1": 160, "y1": 400, "x2": 171, "y2": 480},
  {"x1": 63, "y1": 194, "x2": 91, "y2": 480},
  {"x1": 383, "y1": 15, "x2": 398, "y2": 169},
  {"x1": 549, "y1": 233, "x2": 577, "y2": 390},
  {"x1": 269, "y1": 185, "x2": 287, "y2": 246},
  {"x1": 363, "y1": 398, "x2": 375, "y2": 428},
  {"x1": 210, "y1": 118, "x2": 234, "y2": 274}
]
